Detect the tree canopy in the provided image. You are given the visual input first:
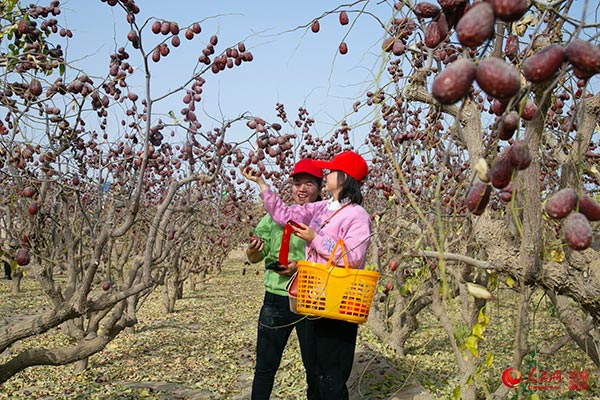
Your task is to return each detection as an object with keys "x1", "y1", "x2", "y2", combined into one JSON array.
[{"x1": 1, "y1": 0, "x2": 600, "y2": 398}]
